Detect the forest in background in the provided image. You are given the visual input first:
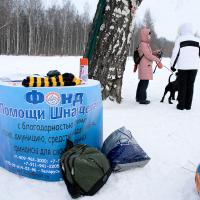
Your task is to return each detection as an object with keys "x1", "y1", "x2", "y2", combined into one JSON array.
[
  {"x1": 0, "y1": 0, "x2": 91, "y2": 55},
  {"x1": 0, "y1": 0, "x2": 174, "y2": 57}
]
